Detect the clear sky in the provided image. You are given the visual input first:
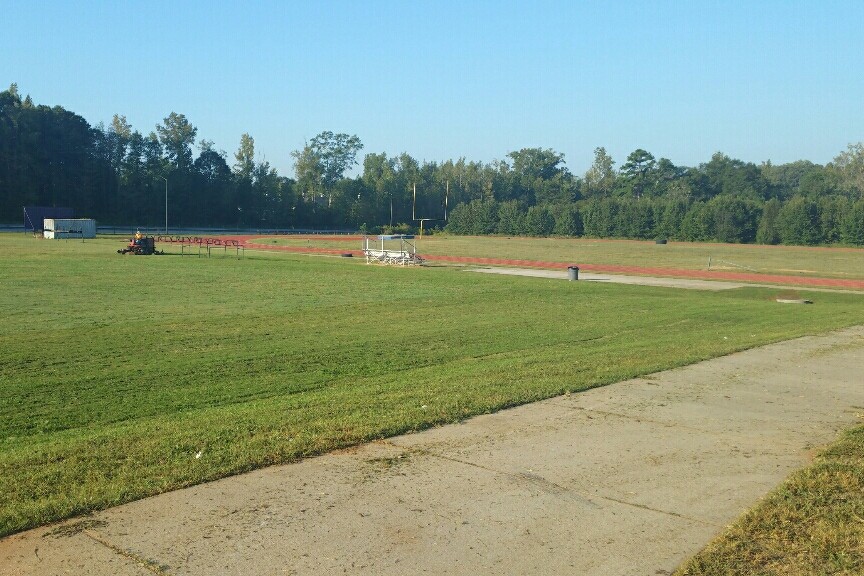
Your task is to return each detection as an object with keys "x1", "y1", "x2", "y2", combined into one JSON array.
[{"x1": 2, "y1": 0, "x2": 862, "y2": 177}]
